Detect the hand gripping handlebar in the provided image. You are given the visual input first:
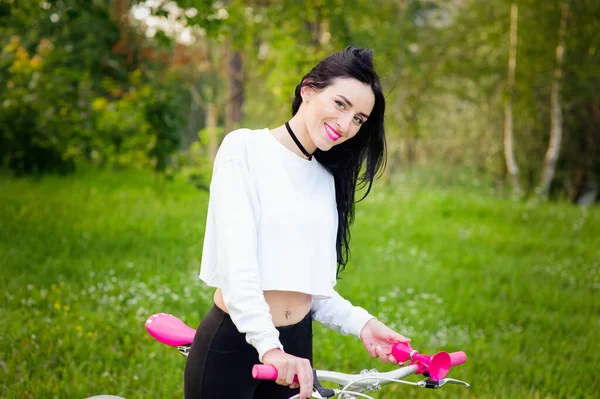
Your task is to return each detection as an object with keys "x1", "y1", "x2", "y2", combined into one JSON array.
[{"x1": 253, "y1": 342, "x2": 467, "y2": 383}]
